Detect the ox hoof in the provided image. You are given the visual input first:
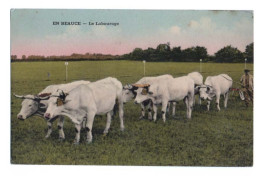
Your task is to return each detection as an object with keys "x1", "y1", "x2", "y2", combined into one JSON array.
[
  {"x1": 86, "y1": 140, "x2": 92, "y2": 144},
  {"x1": 139, "y1": 116, "x2": 144, "y2": 120},
  {"x1": 45, "y1": 135, "x2": 50, "y2": 139},
  {"x1": 58, "y1": 137, "x2": 65, "y2": 142},
  {"x1": 73, "y1": 141, "x2": 80, "y2": 145},
  {"x1": 103, "y1": 133, "x2": 108, "y2": 137}
]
